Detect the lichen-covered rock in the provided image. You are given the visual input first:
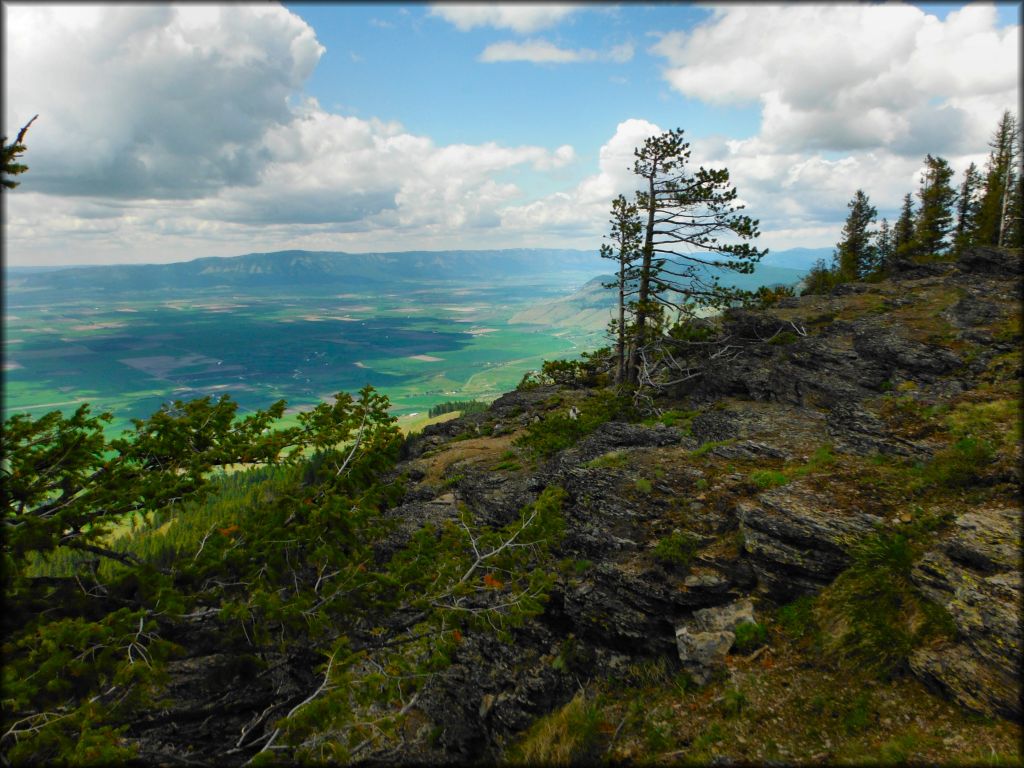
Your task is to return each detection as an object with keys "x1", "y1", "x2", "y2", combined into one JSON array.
[
  {"x1": 910, "y1": 506, "x2": 1022, "y2": 720},
  {"x1": 675, "y1": 599, "x2": 757, "y2": 685},
  {"x1": 852, "y1": 324, "x2": 962, "y2": 376},
  {"x1": 736, "y1": 483, "x2": 885, "y2": 600}
]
